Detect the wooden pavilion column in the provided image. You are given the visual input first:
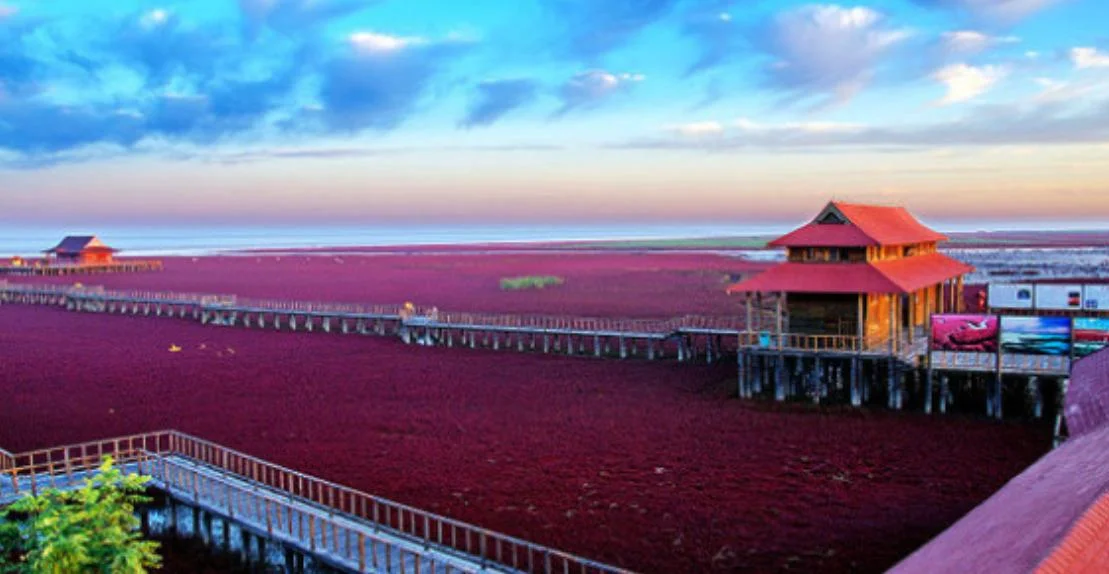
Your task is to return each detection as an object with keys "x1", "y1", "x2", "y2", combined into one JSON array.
[
  {"x1": 956, "y1": 276, "x2": 965, "y2": 312},
  {"x1": 775, "y1": 292, "x2": 785, "y2": 348},
  {"x1": 745, "y1": 294, "x2": 753, "y2": 337},
  {"x1": 856, "y1": 293, "x2": 865, "y2": 350}
]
